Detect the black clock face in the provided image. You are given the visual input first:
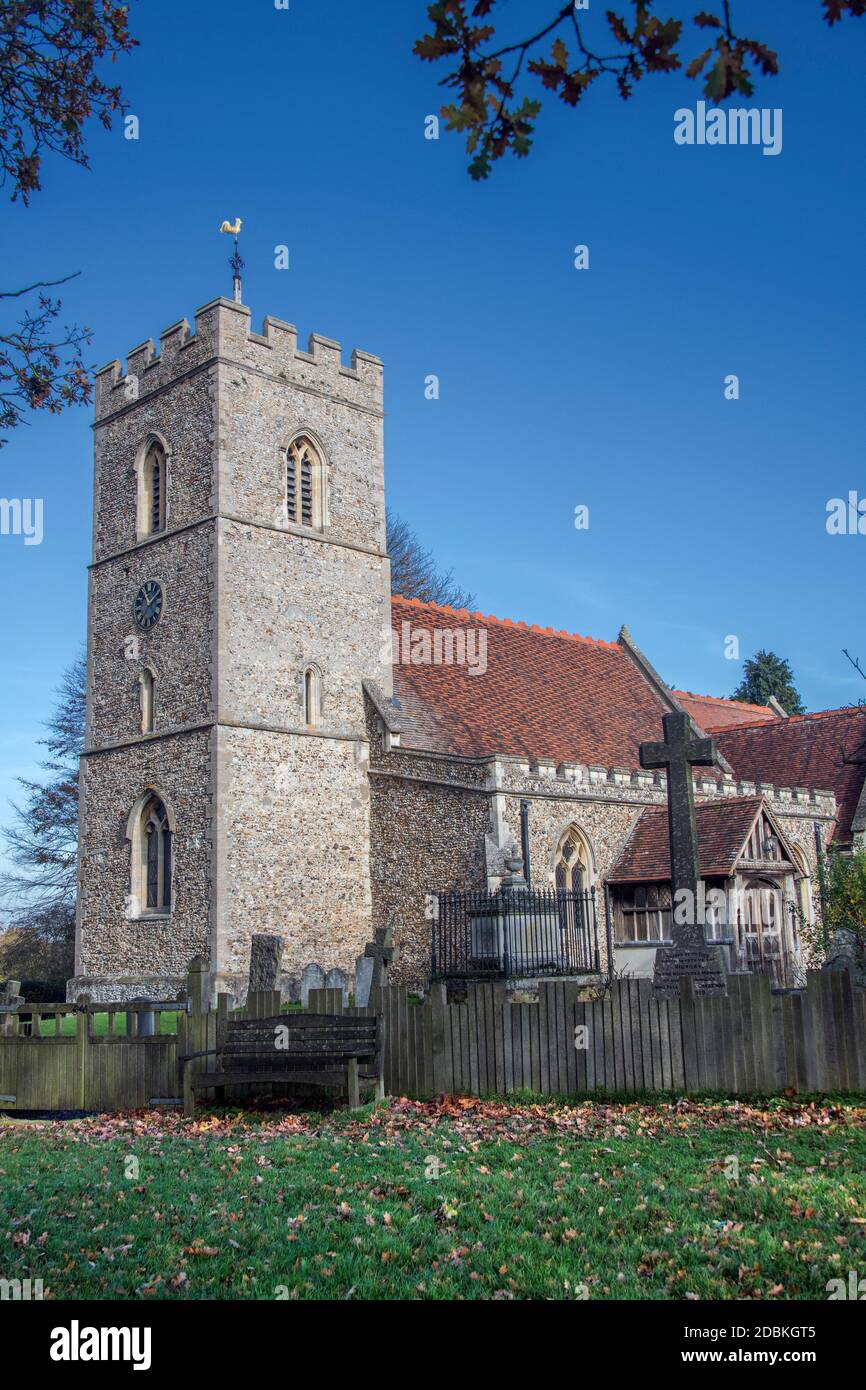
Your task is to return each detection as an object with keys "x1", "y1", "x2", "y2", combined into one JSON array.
[{"x1": 133, "y1": 580, "x2": 163, "y2": 632}]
